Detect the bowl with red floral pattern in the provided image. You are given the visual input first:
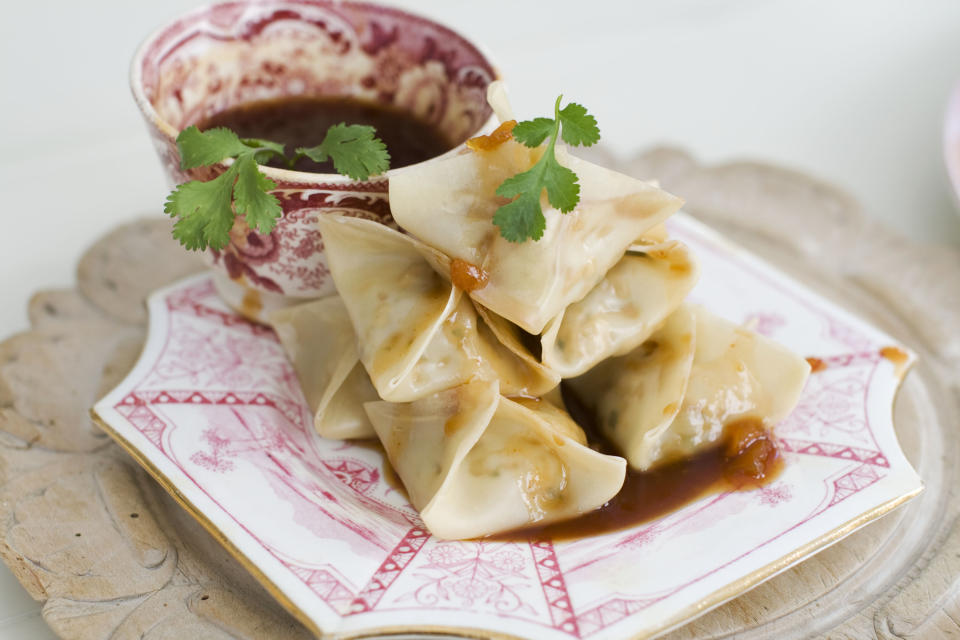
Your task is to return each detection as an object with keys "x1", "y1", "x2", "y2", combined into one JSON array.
[{"x1": 131, "y1": 0, "x2": 499, "y2": 321}]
